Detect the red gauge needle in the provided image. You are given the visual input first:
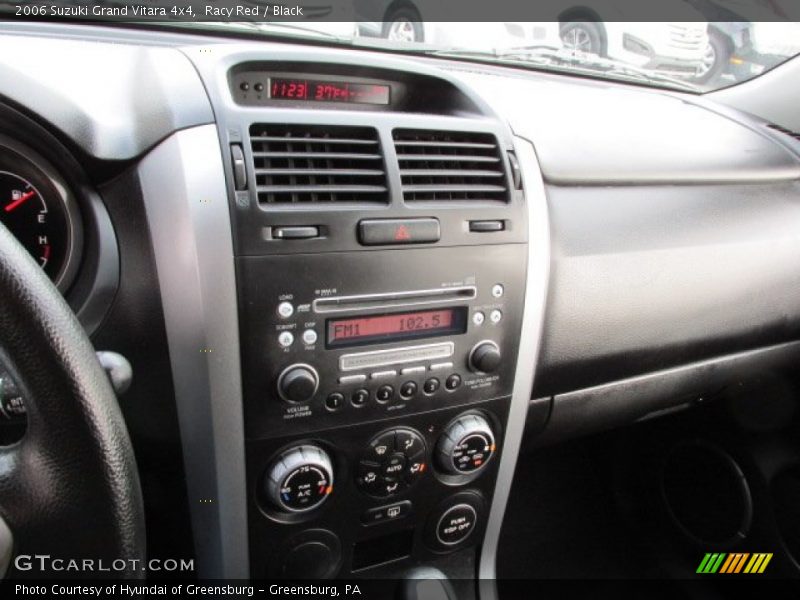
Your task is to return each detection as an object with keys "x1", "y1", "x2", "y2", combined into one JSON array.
[{"x1": 4, "y1": 190, "x2": 36, "y2": 213}]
